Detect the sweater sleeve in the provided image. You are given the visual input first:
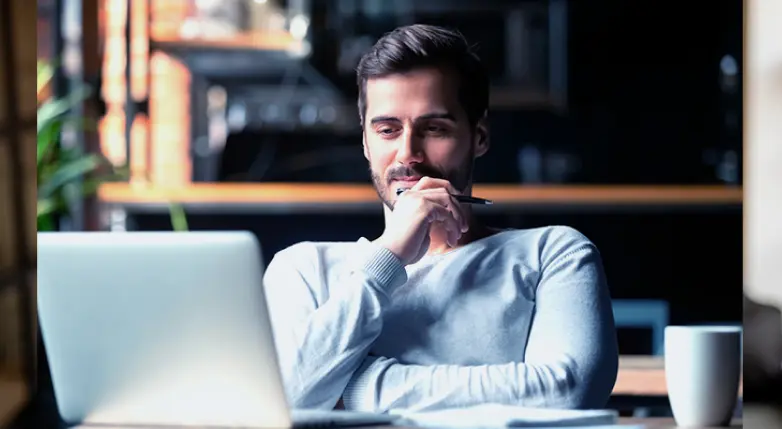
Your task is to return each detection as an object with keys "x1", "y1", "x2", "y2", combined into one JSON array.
[
  {"x1": 263, "y1": 242, "x2": 408, "y2": 410},
  {"x1": 341, "y1": 231, "x2": 618, "y2": 412}
]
